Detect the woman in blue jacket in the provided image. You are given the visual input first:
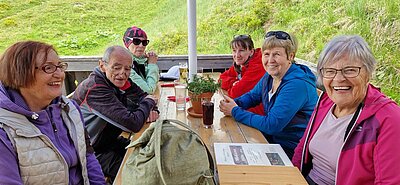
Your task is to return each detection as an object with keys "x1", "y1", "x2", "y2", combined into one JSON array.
[{"x1": 220, "y1": 31, "x2": 318, "y2": 159}]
